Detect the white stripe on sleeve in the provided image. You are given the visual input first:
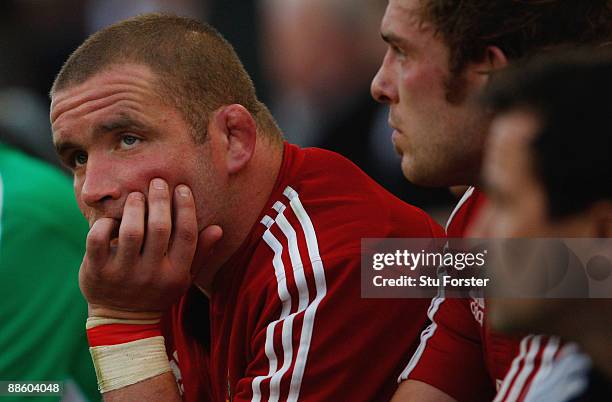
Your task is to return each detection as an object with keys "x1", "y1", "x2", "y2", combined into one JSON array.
[
  {"x1": 252, "y1": 187, "x2": 329, "y2": 402},
  {"x1": 283, "y1": 186, "x2": 328, "y2": 402},
  {"x1": 504, "y1": 335, "x2": 542, "y2": 402},
  {"x1": 495, "y1": 335, "x2": 533, "y2": 402},
  {"x1": 251, "y1": 217, "x2": 292, "y2": 402}
]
